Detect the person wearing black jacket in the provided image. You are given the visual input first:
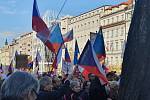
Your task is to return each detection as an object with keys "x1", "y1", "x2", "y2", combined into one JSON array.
[
  {"x1": 37, "y1": 76, "x2": 70, "y2": 100},
  {"x1": 89, "y1": 75, "x2": 108, "y2": 100}
]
